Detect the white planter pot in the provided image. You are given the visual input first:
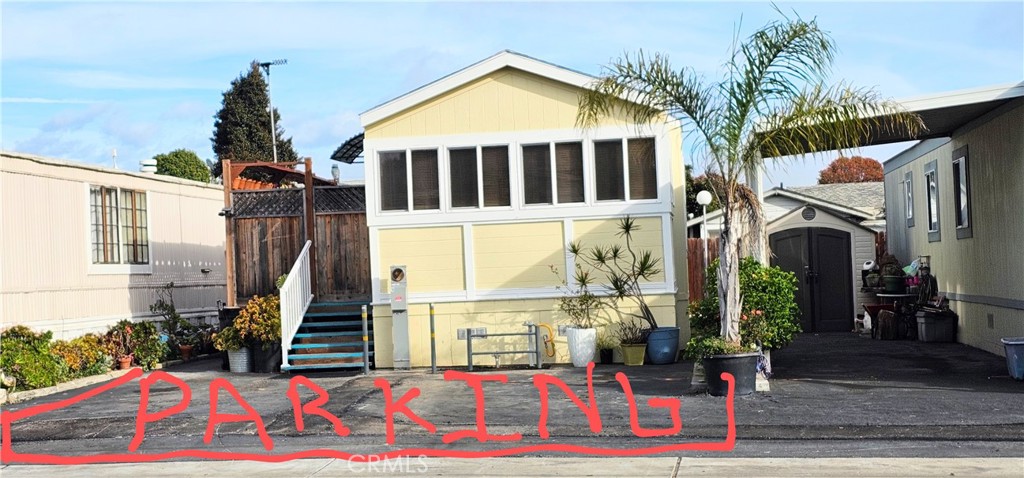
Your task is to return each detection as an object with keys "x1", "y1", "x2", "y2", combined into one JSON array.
[
  {"x1": 566, "y1": 327, "x2": 597, "y2": 367},
  {"x1": 228, "y1": 347, "x2": 251, "y2": 373}
]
